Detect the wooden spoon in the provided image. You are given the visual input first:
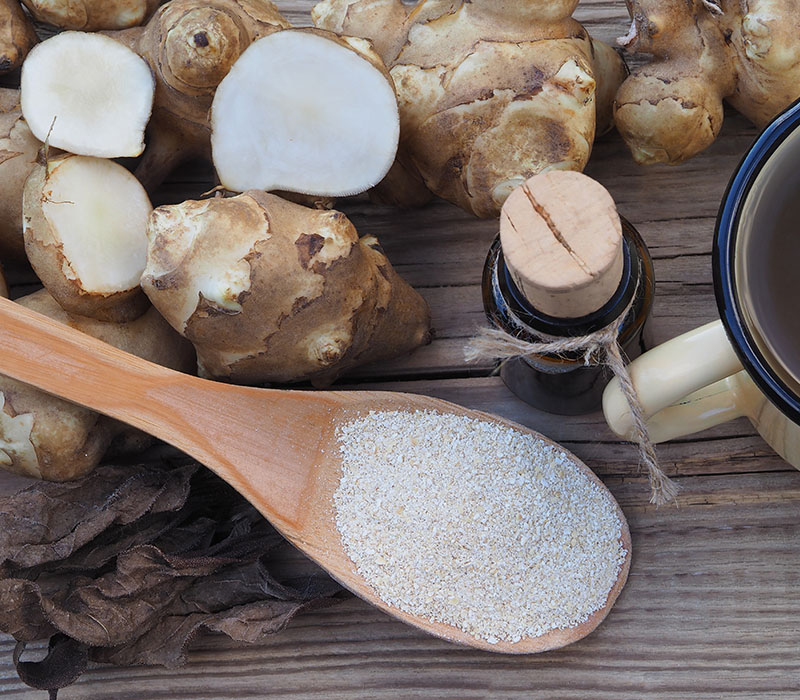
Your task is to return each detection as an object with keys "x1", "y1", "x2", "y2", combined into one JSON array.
[{"x1": 0, "y1": 296, "x2": 630, "y2": 653}]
